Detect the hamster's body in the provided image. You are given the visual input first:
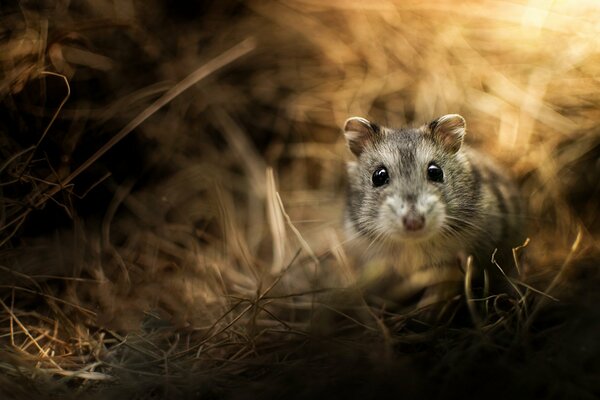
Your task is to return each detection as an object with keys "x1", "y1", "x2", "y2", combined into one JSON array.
[{"x1": 342, "y1": 114, "x2": 523, "y2": 306}]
